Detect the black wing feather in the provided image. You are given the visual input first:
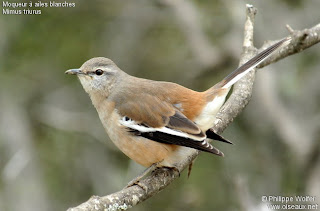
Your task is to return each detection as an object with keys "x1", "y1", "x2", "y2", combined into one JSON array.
[
  {"x1": 206, "y1": 129, "x2": 233, "y2": 144},
  {"x1": 134, "y1": 130, "x2": 224, "y2": 156}
]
